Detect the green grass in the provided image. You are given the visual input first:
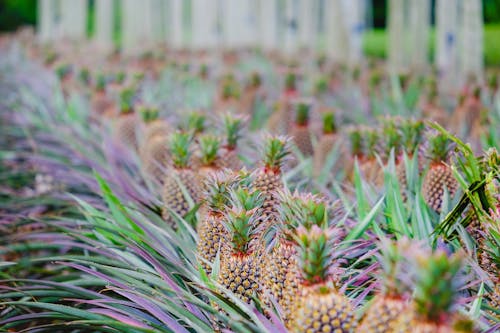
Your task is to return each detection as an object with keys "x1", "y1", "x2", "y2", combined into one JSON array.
[{"x1": 363, "y1": 24, "x2": 500, "y2": 67}]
